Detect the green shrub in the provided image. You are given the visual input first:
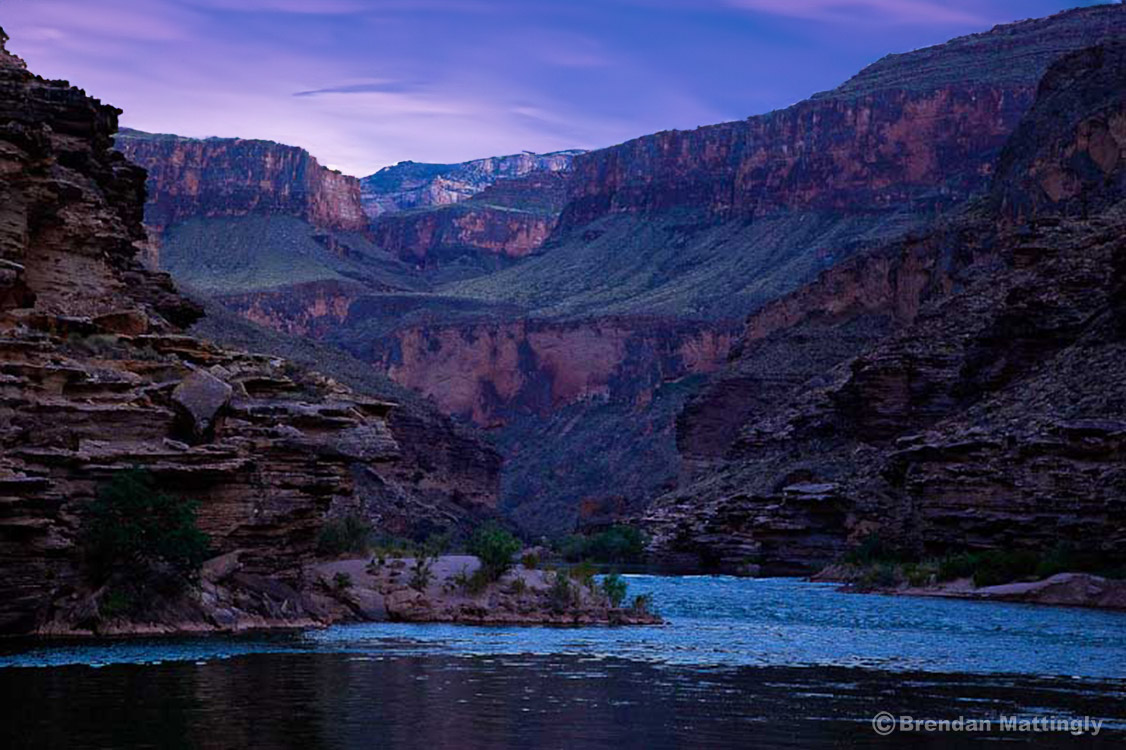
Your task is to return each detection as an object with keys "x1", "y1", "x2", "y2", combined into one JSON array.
[
  {"x1": 902, "y1": 561, "x2": 938, "y2": 588},
  {"x1": 546, "y1": 571, "x2": 578, "y2": 614},
  {"x1": 451, "y1": 565, "x2": 491, "y2": 596},
  {"x1": 844, "y1": 534, "x2": 901, "y2": 566},
  {"x1": 99, "y1": 588, "x2": 135, "y2": 618},
  {"x1": 630, "y1": 593, "x2": 655, "y2": 616},
  {"x1": 521, "y1": 552, "x2": 539, "y2": 570},
  {"x1": 468, "y1": 523, "x2": 521, "y2": 581},
  {"x1": 601, "y1": 572, "x2": 628, "y2": 608},
  {"x1": 859, "y1": 563, "x2": 899, "y2": 589},
  {"x1": 568, "y1": 561, "x2": 597, "y2": 589},
  {"x1": 333, "y1": 572, "x2": 353, "y2": 591},
  {"x1": 422, "y1": 531, "x2": 453, "y2": 557},
  {"x1": 507, "y1": 577, "x2": 528, "y2": 596},
  {"x1": 317, "y1": 514, "x2": 373, "y2": 557},
  {"x1": 972, "y1": 550, "x2": 1039, "y2": 587},
  {"x1": 559, "y1": 525, "x2": 647, "y2": 564},
  {"x1": 1035, "y1": 543, "x2": 1126, "y2": 580},
  {"x1": 409, "y1": 557, "x2": 435, "y2": 592},
  {"x1": 83, "y1": 468, "x2": 210, "y2": 582},
  {"x1": 937, "y1": 552, "x2": 981, "y2": 582},
  {"x1": 935, "y1": 549, "x2": 1045, "y2": 587}
]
